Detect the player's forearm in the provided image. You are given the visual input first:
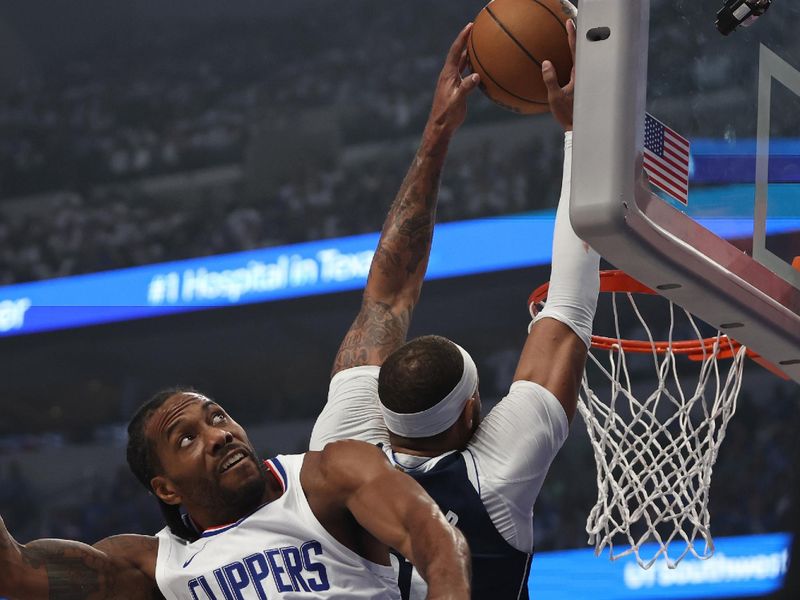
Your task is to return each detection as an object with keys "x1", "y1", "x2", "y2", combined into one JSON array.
[
  {"x1": 331, "y1": 130, "x2": 449, "y2": 374},
  {"x1": 367, "y1": 19, "x2": 476, "y2": 304},
  {"x1": 0, "y1": 527, "x2": 30, "y2": 597},
  {"x1": 366, "y1": 126, "x2": 449, "y2": 306},
  {"x1": 1, "y1": 538, "x2": 114, "y2": 600},
  {"x1": 535, "y1": 132, "x2": 600, "y2": 348},
  {"x1": 330, "y1": 138, "x2": 446, "y2": 373},
  {"x1": 0, "y1": 516, "x2": 44, "y2": 598},
  {"x1": 1, "y1": 534, "x2": 154, "y2": 600},
  {"x1": 407, "y1": 510, "x2": 471, "y2": 600},
  {"x1": 330, "y1": 25, "x2": 475, "y2": 374},
  {"x1": 336, "y1": 447, "x2": 472, "y2": 598},
  {"x1": 419, "y1": 116, "x2": 455, "y2": 161}
]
